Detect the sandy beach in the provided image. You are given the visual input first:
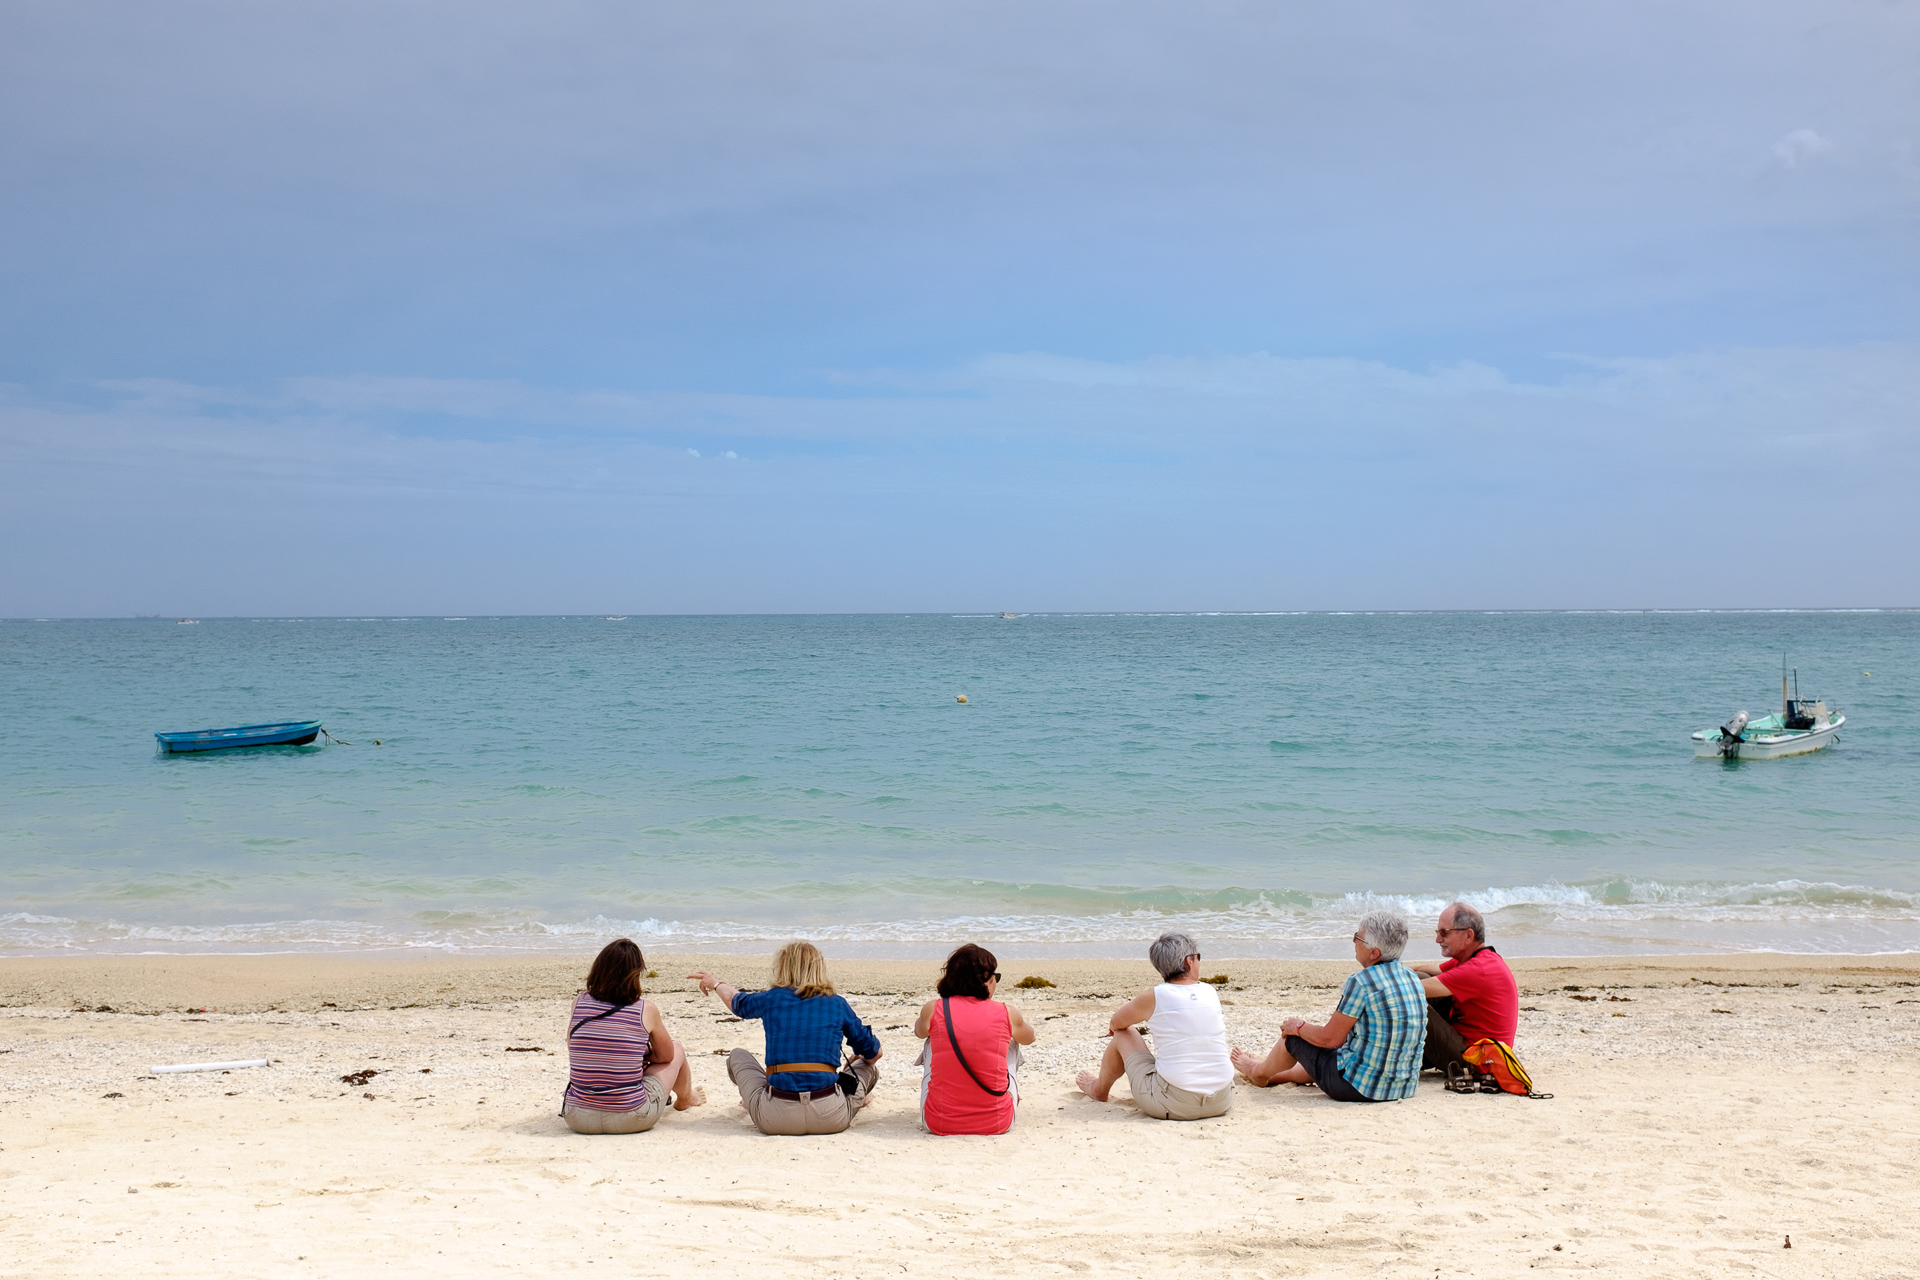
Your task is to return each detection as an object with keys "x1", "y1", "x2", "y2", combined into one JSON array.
[{"x1": 3, "y1": 950, "x2": 1917, "y2": 1278}]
